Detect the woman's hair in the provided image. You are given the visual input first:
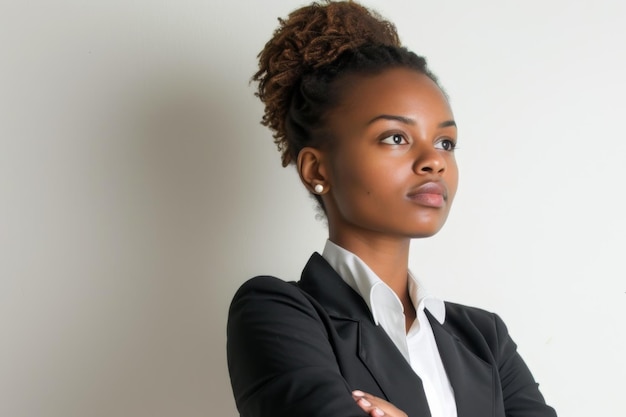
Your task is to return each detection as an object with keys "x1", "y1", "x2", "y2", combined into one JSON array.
[{"x1": 253, "y1": 0, "x2": 438, "y2": 167}]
